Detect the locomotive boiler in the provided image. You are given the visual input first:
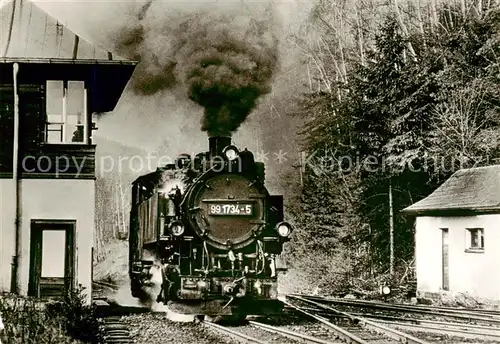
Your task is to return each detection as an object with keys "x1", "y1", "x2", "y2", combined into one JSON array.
[{"x1": 128, "y1": 136, "x2": 293, "y2": 318}]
